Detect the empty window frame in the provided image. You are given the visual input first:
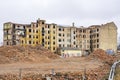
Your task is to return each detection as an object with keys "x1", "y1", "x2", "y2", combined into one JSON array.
[
  {"x1": 53, "y1": 41, "x2": 55, "y2": 45},
  {"x1": 36, "y1": 30, "x2": 38, "y2": 33},
  {"x1": 59, "y1": 44, "x2": 61, "y2": 47},
  {"x1": 29, "y1": 29, "x2": 31, "y2": 32},
  {"x1": 48, "y1": 31, "x2": 50, "y2": 34},
  {"x1": 97, "y1": 39, "x2": 99, "y2": 42},
  {"x1": 29, "y1": 41, "x2": 31, "y2": 44},
  {"x1": 59, "y1": 39, "x2": 61, "y2": 42},
  {"x1": 53, "y1": 36, "x2": 55, "y2": 39},
  {"x1": 83, "y1": 35, "x2": 86, "y2": 38},
  {"x1": 97, "y1": 44, "x2": 99, "y2": 48},
  {"x1": 97, "y1": 34, "x2": 99, "y2": 37},
  {"x1": 29, "y1": 35, "x2": 31, "y2": 38},
  {"x1": 83, "y1": 29, "x2": 86, "y2": 33},
  {"x1": 97, "y1": 28, "x2": 99, "y2": 32},
  {"x1": 36, "y1": 36, "x2": 38, "y2": 39},
  {"x1": 59, "y1": 33, "x2": 61, "y2": 36},
  {"x1": 53, "y1": 25, "x2": 55, "y2": 28},
  {"x1": 48, "y1": 25, "x2": 50, "y2": 28},
  {"x1": 42, "y1": 21, "x2": 44, "y2": 24},
  {"x1": 59, "y1": 28, "x2": 61, "y2": 31},
  {"x1": 53, "y1": 47, "x2": 55, "y2": 50}
]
